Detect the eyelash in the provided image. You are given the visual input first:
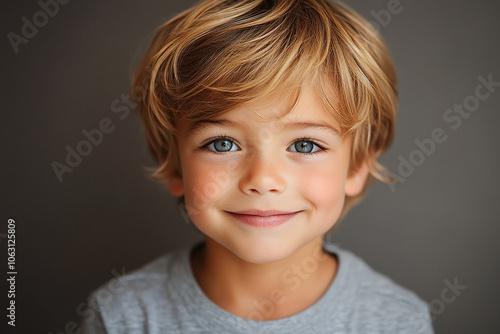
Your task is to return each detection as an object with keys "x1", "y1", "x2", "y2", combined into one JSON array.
[
  {"x1": 200, "y1": 135, "x2": 239, "y2": 155},
  {"x1": 200, "y1": 136, "x2": 327, "y2": 155},
  {"x1": 291, "y1": 137, "x2": 328, "y2": 155}
]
